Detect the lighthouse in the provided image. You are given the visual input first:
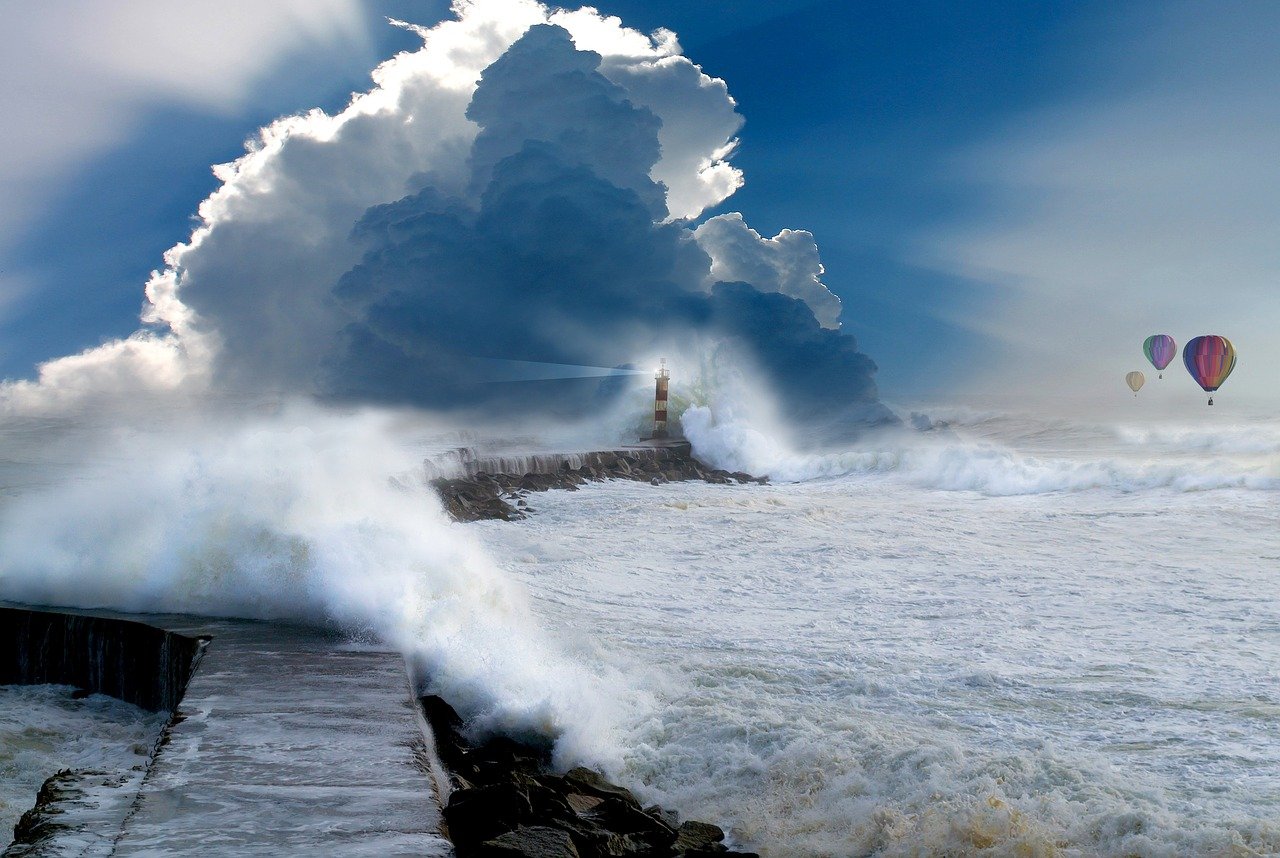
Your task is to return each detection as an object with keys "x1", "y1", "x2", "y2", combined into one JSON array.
[{"x1": 652, "y1": 359, "x2": 670, "y2": 439}]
